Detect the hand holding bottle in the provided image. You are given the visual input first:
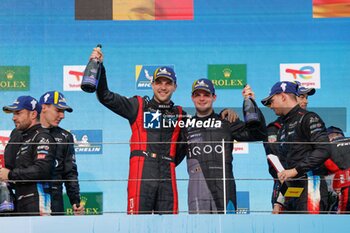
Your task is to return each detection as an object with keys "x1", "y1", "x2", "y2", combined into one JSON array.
[
  {"x1": 242, "y1": 84, "x2": 260, "y2": 126},
  {"x1": 0, "y1": 168, "x2": 10, "y2": 181},
  {"x1": 81, "y1": 44, "x2": 103, "y2": 93},
  {"x1": 242, "y1": 84, "x2": 255, "y2": 100},
  {"x1": 89, "y1": 46, "x2": 103, "y2": 63},
  {"x1": 73, "y1": 203, "x2": 85, "y2": 215}
]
